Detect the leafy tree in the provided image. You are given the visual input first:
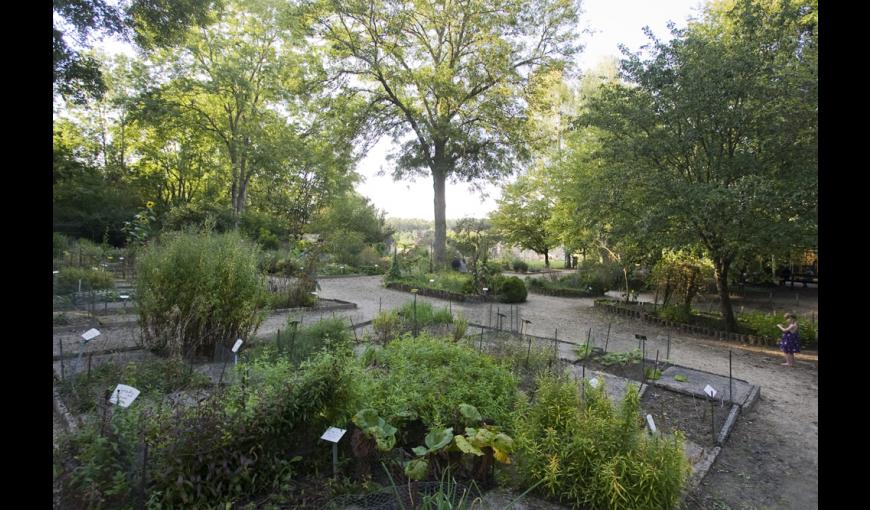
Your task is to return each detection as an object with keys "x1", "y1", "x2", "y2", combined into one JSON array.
[
  {"x1": 578, "y1": 0, "x2": 817, "y2": 329},
  {"x1": 491, "y1": 170, "x2": 557, "y2": 267},
  {"x1": 307, "y1": 192, "x2": 392, "y2": 264},
  {"x1": 53, "y1": 0, "x2": 218, "y2": 103},
  {"x1": 319, "y1": 0, "x2": 582, "y2": 266}
]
